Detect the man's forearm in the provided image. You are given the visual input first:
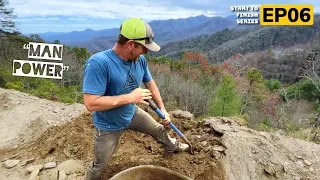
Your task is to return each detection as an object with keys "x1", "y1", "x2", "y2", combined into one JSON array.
[
  {"x1": 145, "y1": 80, "x2": 165, "y2": 110},
  {"x1": 85, "y1": 94, "x2": 133, "y2": 112}
]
